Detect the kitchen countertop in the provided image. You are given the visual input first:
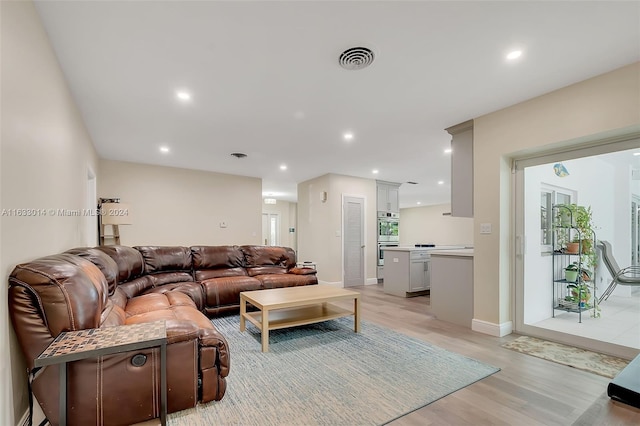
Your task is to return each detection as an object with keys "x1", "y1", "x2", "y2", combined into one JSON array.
[{"x1": 430, "y1": 248, "x2": 474, "y2": 257}]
